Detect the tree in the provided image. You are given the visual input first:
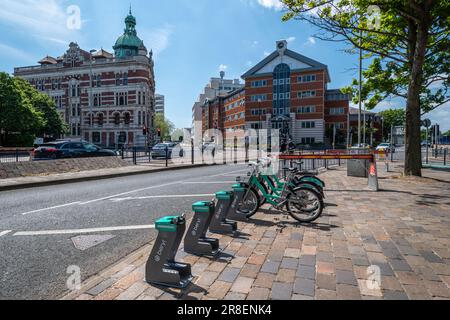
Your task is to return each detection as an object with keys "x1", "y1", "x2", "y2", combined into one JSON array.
[
  {"x1": 444, "y1": 130, "x2": 450, "y2": 136},
  {"x1": 0, "y1": 72, "x2": 44, "y2": 146},
  {"x1": 154, "y1": 114, "x2": 175, "y2": 141},
  {"x1": 378, "y1": 108, "x2": 406, "y2": 140},
  {"x1": 282, "y1": 0, "x2": 450, "y2": 177},
  {"x1": 171, "y1": 128, "x2": 185, "y2": 142},
  {"x1": 14, "y1": 77, "x2": 67, "y2": 139}
]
